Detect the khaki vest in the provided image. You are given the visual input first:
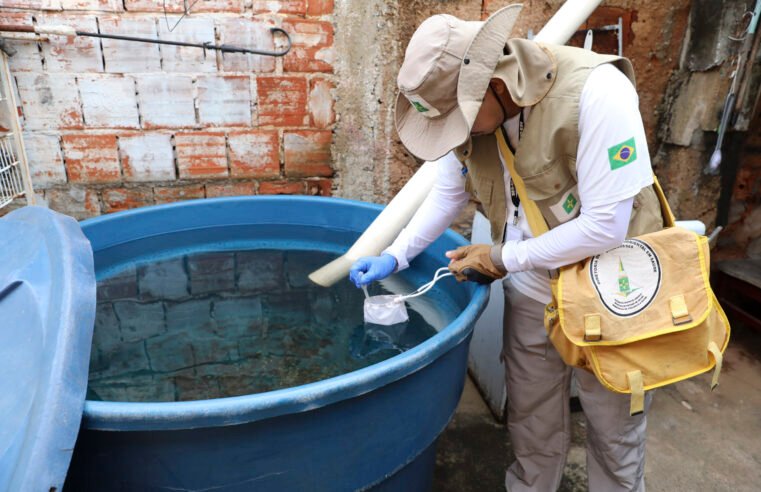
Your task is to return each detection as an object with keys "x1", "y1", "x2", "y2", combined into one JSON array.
[{"x1": 455, "y1": 41, "x2": 664, "y2": 243}]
